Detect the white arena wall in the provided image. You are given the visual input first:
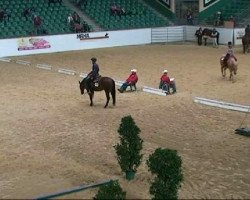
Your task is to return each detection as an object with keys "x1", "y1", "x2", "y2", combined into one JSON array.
[{"x1": 0, "y1": 26, "x2": 244, "y2": 58}]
